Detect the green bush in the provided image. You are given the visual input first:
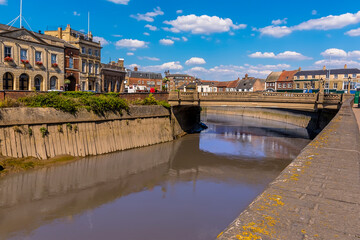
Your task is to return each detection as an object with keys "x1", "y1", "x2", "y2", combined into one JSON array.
[{"x1": 135, "y1": 94, "x2": 171, "y2": 109}]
